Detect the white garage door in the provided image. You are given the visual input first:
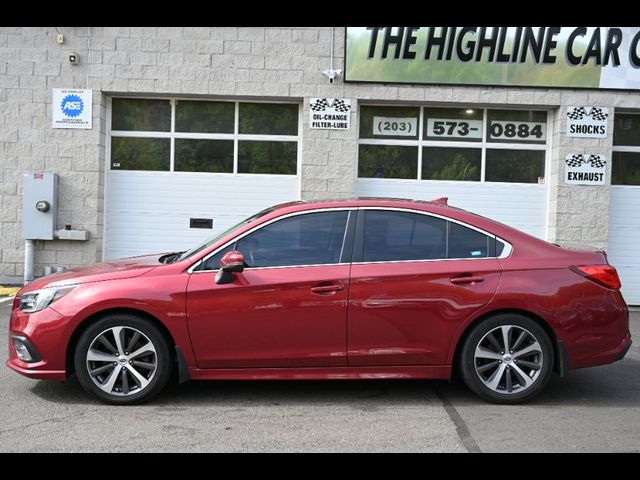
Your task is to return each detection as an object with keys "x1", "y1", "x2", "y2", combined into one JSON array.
[
  {"x1": 608, "y1": 186, "x2": 640, "y2": 305},
  {"x1": 105, "y1": 172, "x2": 299, "y2": 259},
  {"x1": 105, "y1": 97, "x2": 300, "y2": 260},
  {"x1": 356, "y1": 180, "x2": 547, "y2": 239},
  {"x1": 356, "y1": 105, "x2": 550, "y2": 241}
]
